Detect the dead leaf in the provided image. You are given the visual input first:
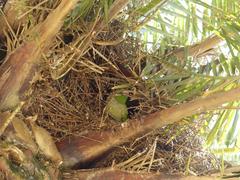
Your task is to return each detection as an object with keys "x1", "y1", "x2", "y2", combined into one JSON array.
[
  {"x1": 12, "y1": 117, "x2": 38, "y2": 153},
  {"x1": 30, "y1": 120, "x2": 62, "y2": 166}
]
